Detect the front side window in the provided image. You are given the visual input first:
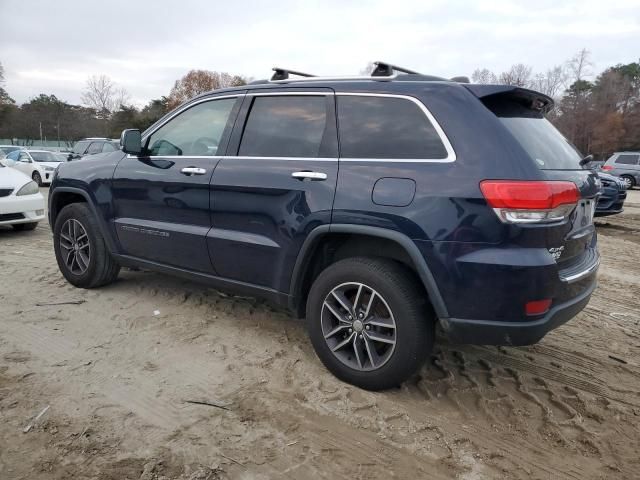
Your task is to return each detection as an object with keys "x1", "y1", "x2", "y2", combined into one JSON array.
[
  {"x1": 337, "y1": 95, "x2": 448, "y2": 159},
  {"x1": 146, "y1": 98, "x2": 236, "y2": 157},
  {"x1": 72, "y1": 141, "x2": 89, "y2": 154},
  {"x1": 18, "y1": 152, "x2": 31, "y2": 162},
  {"x1": 86, "y1": 142, "x2": 103, "y2": 155},
  {"x1": 239, "y1": 96, "x2": 331, "y2": 158},
  {"x1": 6, "y1": 150, "x2": 19, "y2": 161},
  {"x1": 615, "y1": 154, "x2": 639, "y2": 165},
  {"x1": 101, "y1": 142, "x2": 117, "y2": 153}
]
